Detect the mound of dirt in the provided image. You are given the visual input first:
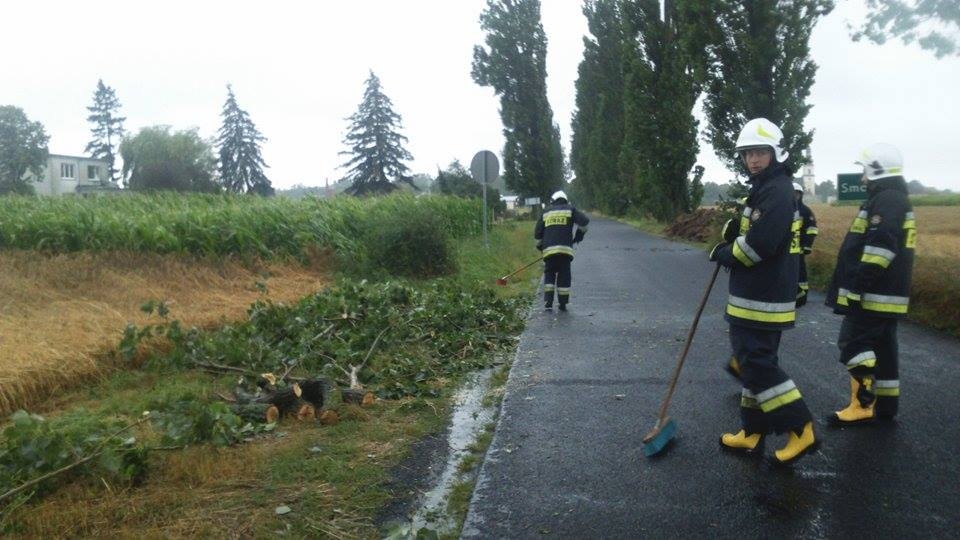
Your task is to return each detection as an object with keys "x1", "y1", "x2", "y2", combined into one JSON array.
[{"x1": 665, "y1": 208, "x2": 723, "y2": 242}]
